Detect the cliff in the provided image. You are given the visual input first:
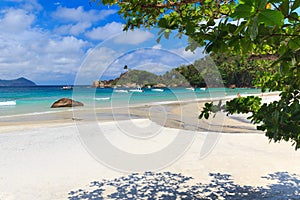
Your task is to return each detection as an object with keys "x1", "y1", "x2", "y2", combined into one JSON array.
[{"x1": 0, "y1": 77, "x2": 36, "y2": 86}]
